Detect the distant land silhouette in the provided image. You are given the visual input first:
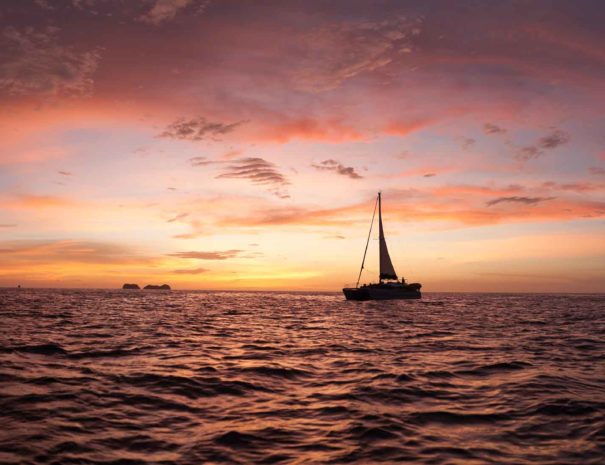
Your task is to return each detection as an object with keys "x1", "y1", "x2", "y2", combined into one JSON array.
[{"x1": 121, "y1": 284, "x2": 171, "y2": 290}]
